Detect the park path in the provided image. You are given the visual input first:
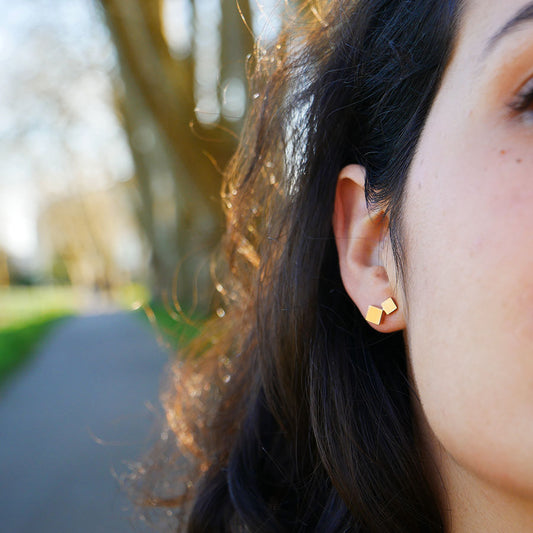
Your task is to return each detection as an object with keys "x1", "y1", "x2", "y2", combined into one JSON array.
[{"x1": 0, "y1": 311, "x2": 172, "y2": 532}]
